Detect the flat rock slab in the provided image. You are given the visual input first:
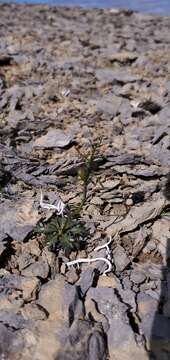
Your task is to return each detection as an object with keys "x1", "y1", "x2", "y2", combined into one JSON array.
[
  {"x1": 0, "y1": 195, "x2": 41, "y2": 241},
  {"x1": 33, "y1": 128, "x2": 73, "y2": 149}
]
